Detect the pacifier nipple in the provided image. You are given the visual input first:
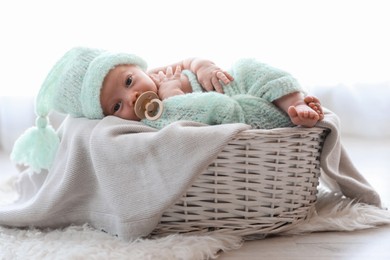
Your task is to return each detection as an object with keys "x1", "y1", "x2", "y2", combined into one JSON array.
[{"x1": 134, "y1": 91, "x2": 164, "y2": 120}]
